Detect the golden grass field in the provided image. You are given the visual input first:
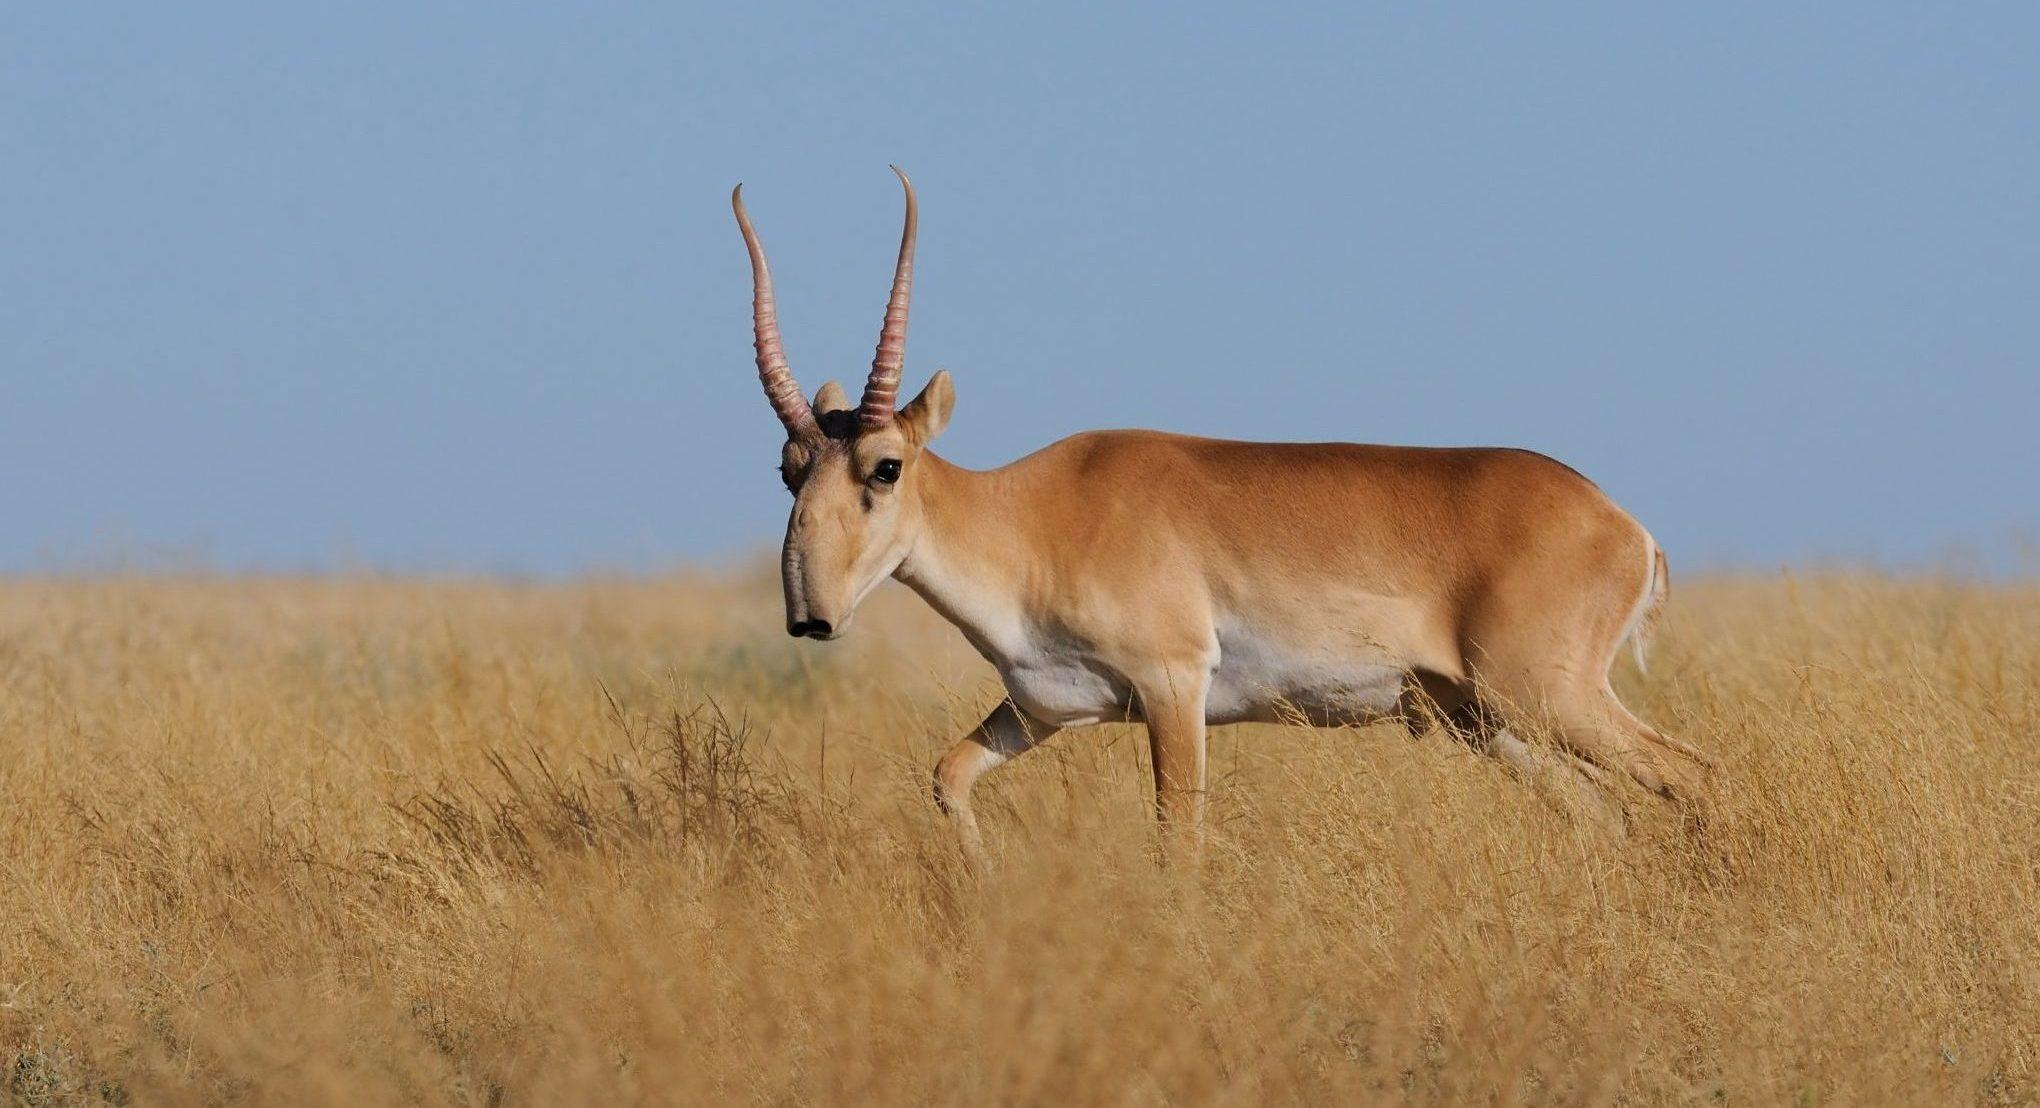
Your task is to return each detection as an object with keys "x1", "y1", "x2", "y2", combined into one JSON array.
[{"x1": 1, "y1": 567, "x2": 2036, "y2": 1105}]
